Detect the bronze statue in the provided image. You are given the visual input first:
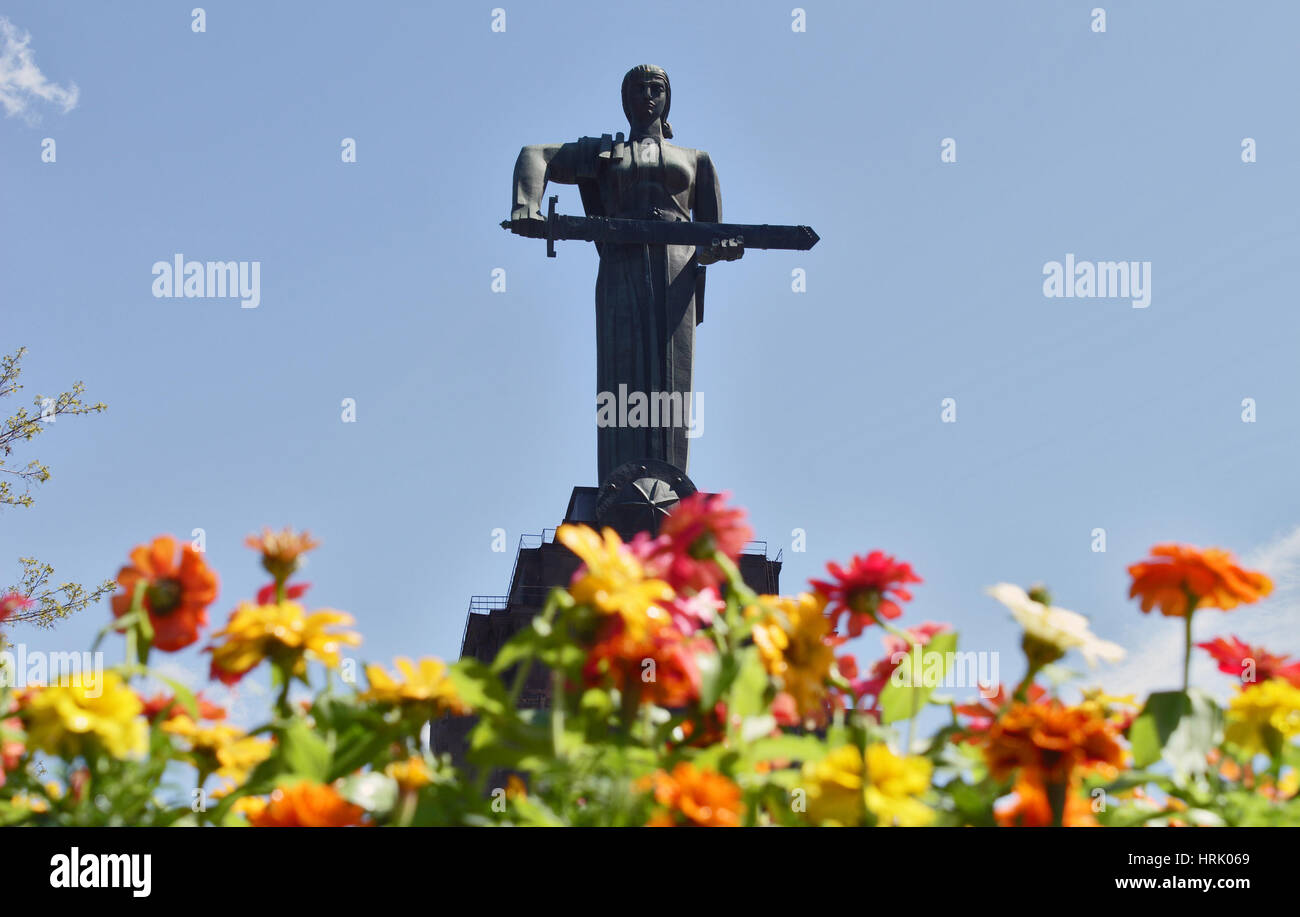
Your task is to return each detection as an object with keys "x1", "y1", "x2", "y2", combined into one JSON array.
[{"x1": 504, "y1": 65, "x2": 817, "y2": 524}]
